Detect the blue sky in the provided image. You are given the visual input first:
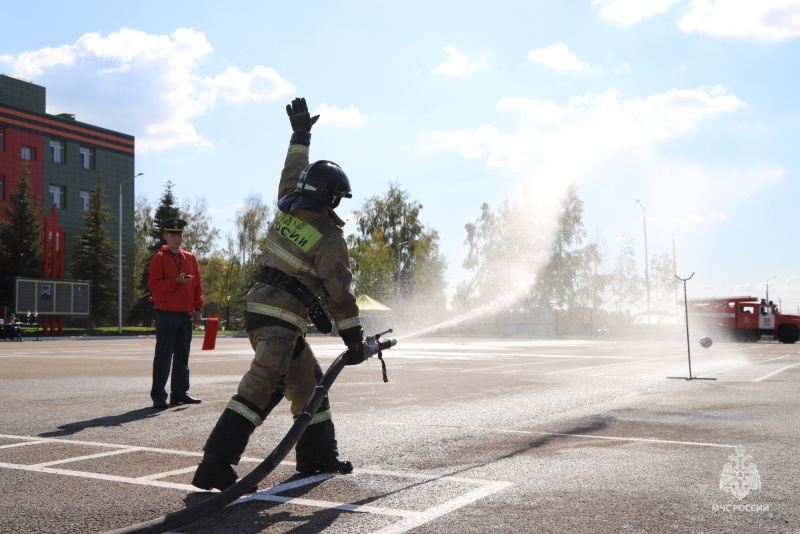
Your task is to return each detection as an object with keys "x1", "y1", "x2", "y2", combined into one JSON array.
[{"x1": 3, "y1": 0, "x2": 800, "y2": 313}]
